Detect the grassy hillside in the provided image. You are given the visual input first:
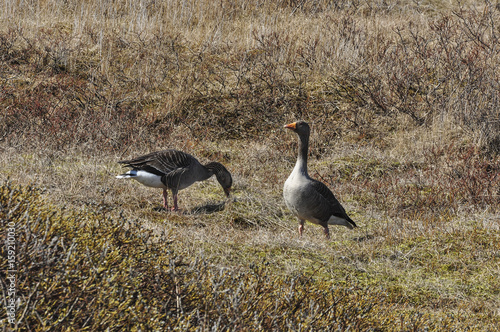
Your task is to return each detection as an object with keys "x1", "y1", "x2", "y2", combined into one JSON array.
[{"x1": 1, "y1": 0, "x2": 499, "y2": 330}]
